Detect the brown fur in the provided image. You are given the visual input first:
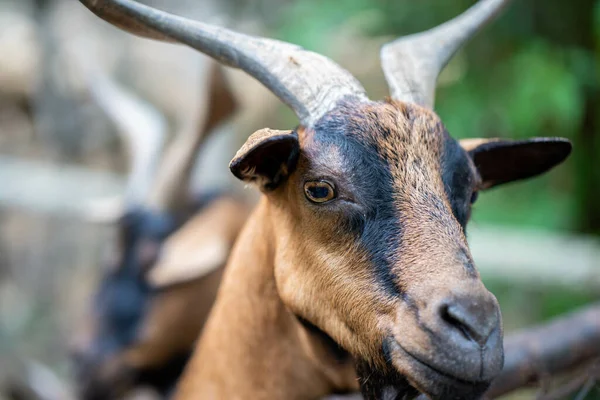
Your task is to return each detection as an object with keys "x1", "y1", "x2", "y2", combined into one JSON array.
[
  {"x1": 72, "y1": 62, "x2": 247, "y2": 399},
  {"x1": 175, "y1": 200, "x2": 359, "y2": 399},
  {"x1": 72, "y1": 197, "x2": 250, "y2": 399},
  {"x1": 201, "y1": 65, "x2": 237, "y2": 136},
  {"x1": 174, "y1": 101, "x2": 501, "y2": 399},
  {"x1": 123, "y1": 266, "x2": 225, "y2": 369},
  {"x1": 123, "y1": 198, "x2": 251, "y2": 368},
  {"x1": 149, "y1": 198, "x2": 250, "y2": 287}
]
